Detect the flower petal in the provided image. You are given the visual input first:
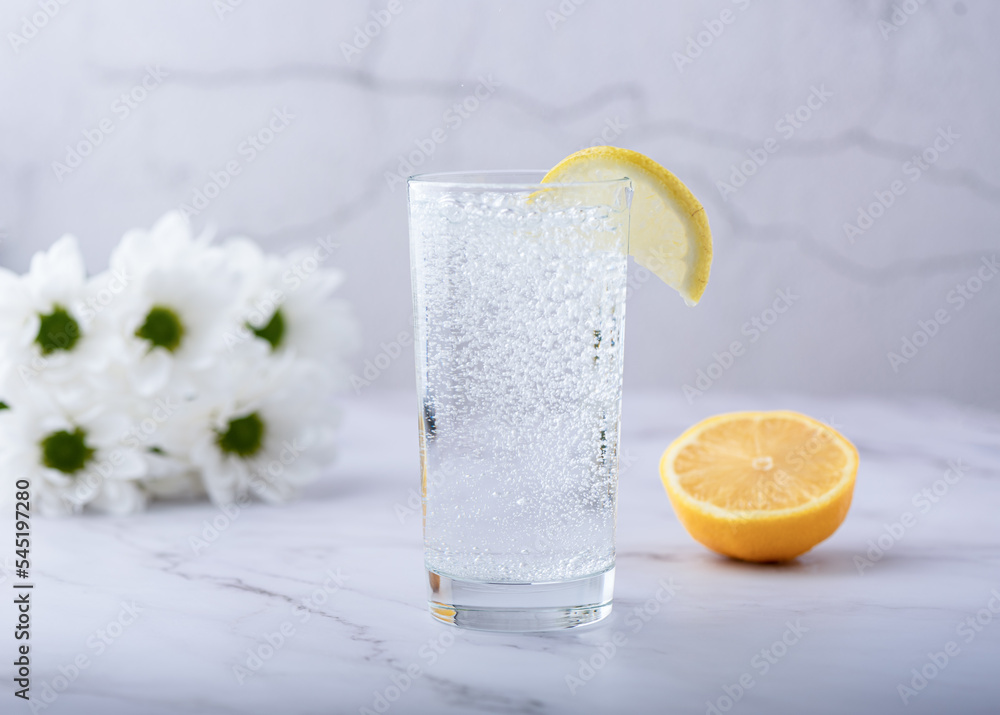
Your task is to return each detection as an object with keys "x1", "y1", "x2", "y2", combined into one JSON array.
[{"x1": 132, "y1": 349, "x2": 172, "y2": 396}]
